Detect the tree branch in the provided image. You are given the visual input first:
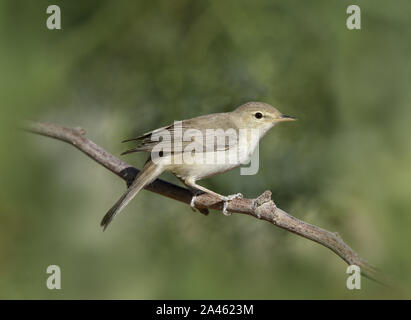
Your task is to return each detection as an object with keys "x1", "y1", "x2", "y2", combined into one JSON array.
[{"x1": 25, "y1": 120, "x2": 385, "y2": 284}]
